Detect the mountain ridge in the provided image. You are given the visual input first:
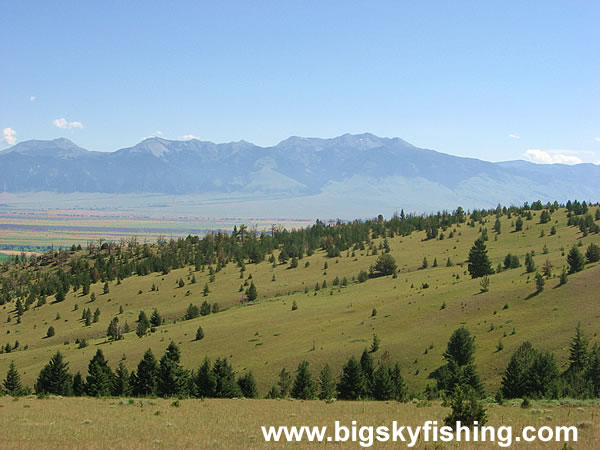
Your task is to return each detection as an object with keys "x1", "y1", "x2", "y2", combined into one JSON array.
[{"x1": 1, "y1": 134, "x2": 598, "y2": 213}]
